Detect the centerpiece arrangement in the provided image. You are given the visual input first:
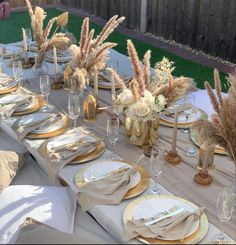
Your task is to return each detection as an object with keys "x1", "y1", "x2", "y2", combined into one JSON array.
[
  {"x1": 63, "y1": 15, "x2": 125, "y2": 92},
  {"x1": 193, "y1": 69, "x2": 236, "y2": 166},
  {"x1": 110, "y1": 40, "x2": 196, "y2": 150},
  {"x1": 25, "y1": 0, "x2": 72, "y2": 75}
]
